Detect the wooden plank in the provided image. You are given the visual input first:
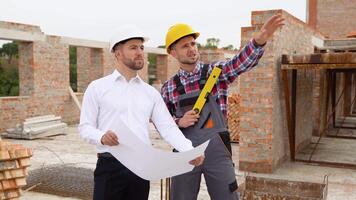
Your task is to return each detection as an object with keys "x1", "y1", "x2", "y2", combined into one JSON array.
[
  {"x1": 282, "y1": 53, "x2": 356, "y2": 64},
  {"x1": 281, "y1": 63, "x2": 356, "y2": 70},
  {"x1": 281, "y1": 70, "x2": 295, "y2": 160},
  {"x1": 319, "y1": 70, "x2": 329, "y2": 135},
  {"x1": 69, "y1": 86, "x2": 82, "y2": 111}
]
